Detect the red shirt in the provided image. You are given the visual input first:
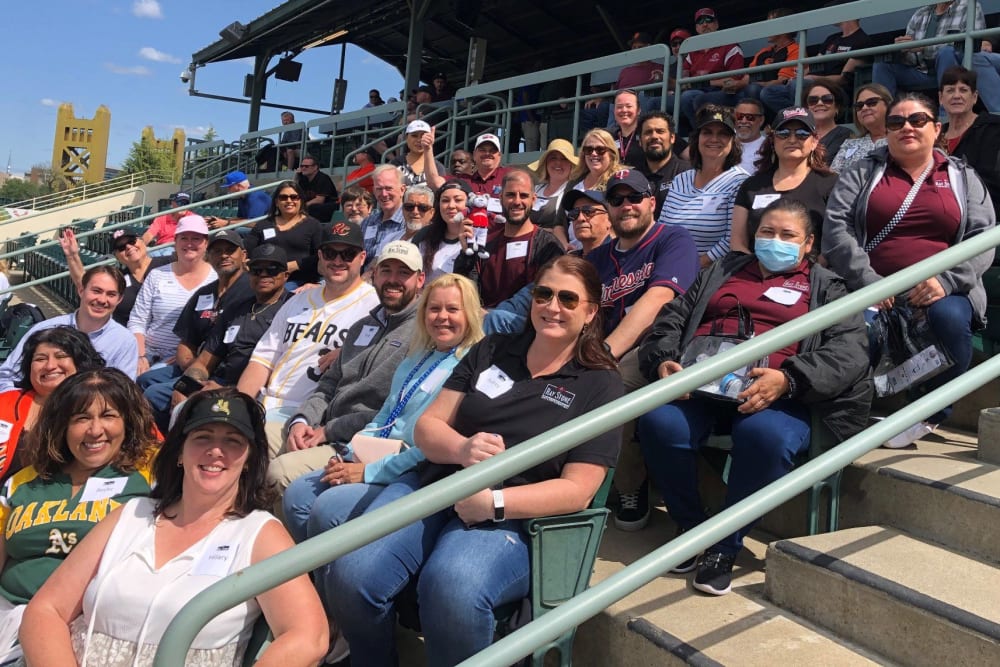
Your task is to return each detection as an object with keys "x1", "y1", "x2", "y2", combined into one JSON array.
[
  {"x1": 684, "y1": 44, "x2": 743, "y2": 78},
  {"x1": 616, "y1": 61, "x2": 664, "y2": 89},
  {"x1": 347, "y1": 163, "x2": 375, "y2": 193},
  {"x1": 866, "y1": 152, "x2": 960, "y2": 278},
  {"x1": 694, "y1": 260, "x2": 811, "y2": 369},
  {"x1": 458, "y1": 166, "x2": 511, "y2": 197}
]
